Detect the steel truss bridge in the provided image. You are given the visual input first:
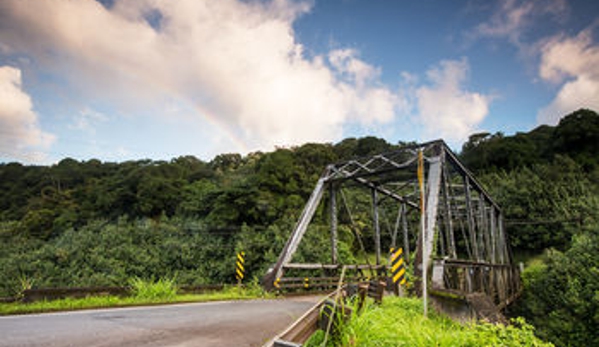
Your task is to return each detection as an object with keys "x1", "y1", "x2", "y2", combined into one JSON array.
[{"x1": 263, "y1": 140, "x2": 521, "y2": 311}]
